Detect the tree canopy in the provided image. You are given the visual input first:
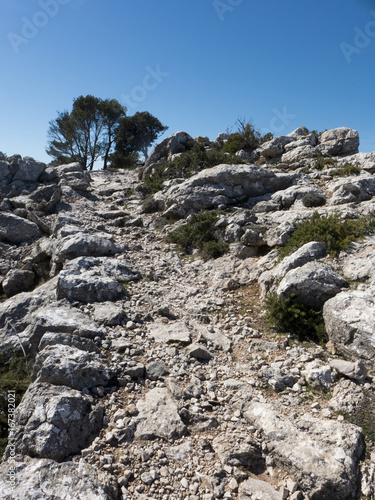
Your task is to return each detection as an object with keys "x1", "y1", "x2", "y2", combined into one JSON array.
[
  {"x1": 46, "y1": 95, "x2": 127, "y2": 170},
  {"x1": 47, "y1": 97, "x2": 167, "y2": 170}
]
